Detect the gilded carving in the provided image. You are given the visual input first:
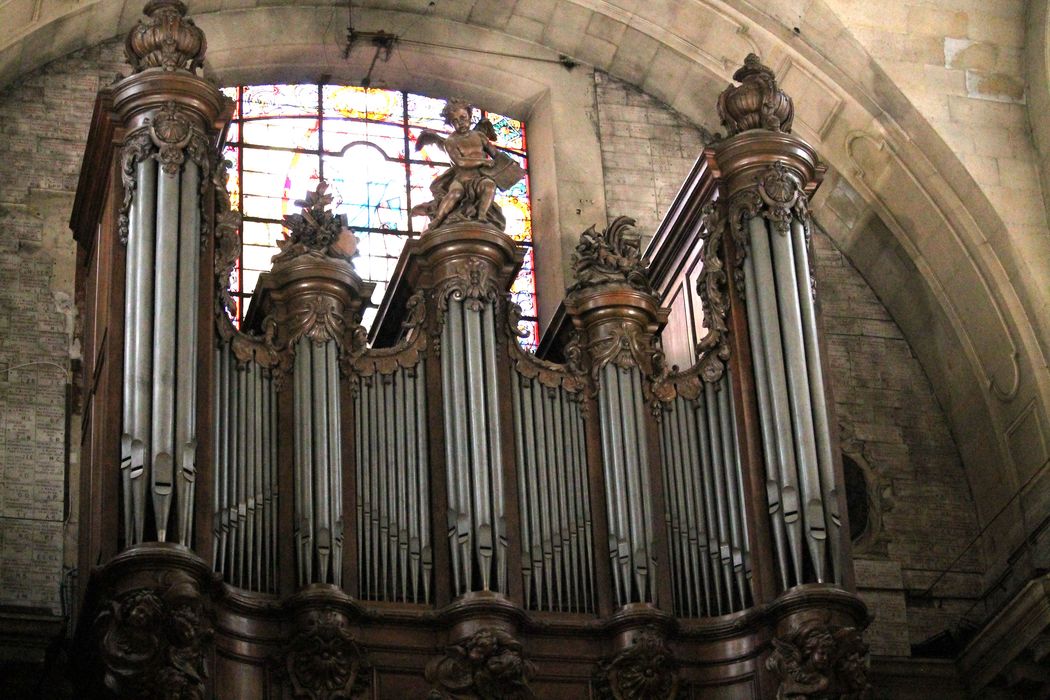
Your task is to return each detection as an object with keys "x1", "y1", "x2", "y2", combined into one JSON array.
[
  {"x1": 766, "y1": 616, "x2": 871, "y2": 699},
  {"x1": 568, "y1": 216, "x2": 648, "y2": 293},
  {"x1": 280, "y1": 609, "x2": 372, "y2": 700},
  {"x1": 125, "y1": 0, "x2": 207, "y2": 74},
  {"x1": 592, "y1": 630, "x2": 680, "y2": 700},
  {"x1": 93, "y1": 571, "x2": 212, "y2": 700},
  {"x1": 717, "y1": 53, "x2": 794, "y2": 136},
  {"x1": 425, "y1": 628, "x2": 537, "y2": 700}
]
